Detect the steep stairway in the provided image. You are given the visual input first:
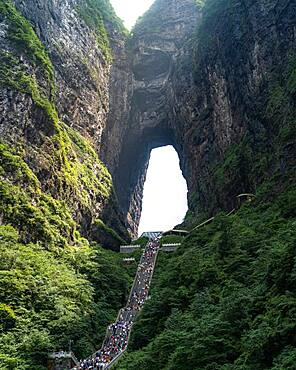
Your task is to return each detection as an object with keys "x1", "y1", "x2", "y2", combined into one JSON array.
[{"x1": 72, "y1": 239, "x2": 160, "y2": 370}]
